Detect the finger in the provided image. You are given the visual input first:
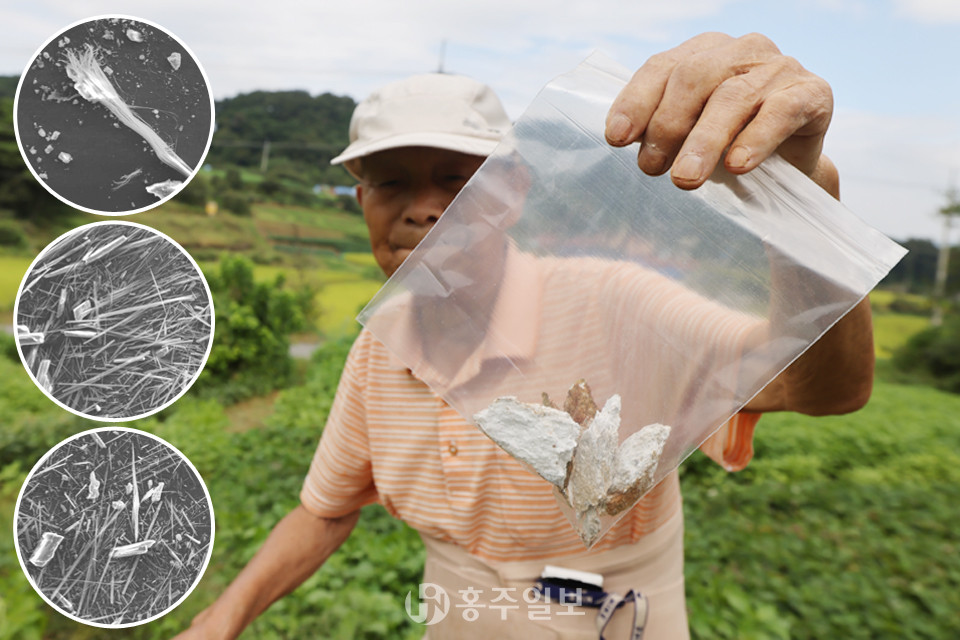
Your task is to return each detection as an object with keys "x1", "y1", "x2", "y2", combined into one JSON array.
[
  {"x1": 637, "y1": 51, "x2": 742, "y2": 177},
  {"x1": 641, "y1": 34, "x2": 782, "y2": 179},
  {"x1": 725, "y1": 77, "x2": 833, "y2": 177},
  {"x1": 605, "y1": 32, "x2": 733, "y2": 148},
  {"x1": 666, "y1": 65, "x2": 781, "y2": 189}
]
